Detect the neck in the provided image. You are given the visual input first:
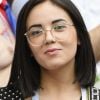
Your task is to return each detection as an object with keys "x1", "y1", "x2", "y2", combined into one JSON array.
[
  {"x1": 0, "y1": 64, "x2": 12, "y2": 87},
  {"x1": 41, "y1": 59, "x2": 76, "y2": 87},
  {"x1": 40, "y1": 59, "x2": 81, "y2": 100},
  {"x1": 41, "y1": 59, "x2": 80, "y2": 92}
]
